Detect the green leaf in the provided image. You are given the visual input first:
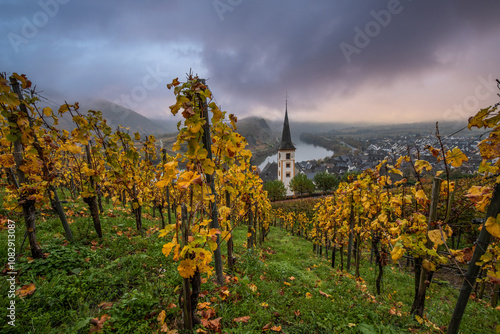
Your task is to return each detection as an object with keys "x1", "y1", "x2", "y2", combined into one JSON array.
[
  {"x1": 6, "y1": 133, "x2": 18, "y2": 142},
  {"x1": 71, "y1": 268, "x2": 82, "y2": 275},
  {"x1": 70, "y1": 317, "x2": 93, "y2": 332}
]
